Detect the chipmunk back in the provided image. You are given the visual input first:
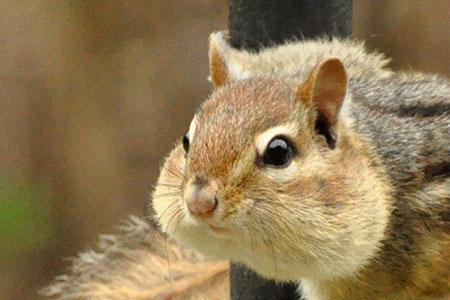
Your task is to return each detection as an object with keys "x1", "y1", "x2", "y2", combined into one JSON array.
[{"x1": 153, "y1": 32, "x2": 450, "y2": 300}]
